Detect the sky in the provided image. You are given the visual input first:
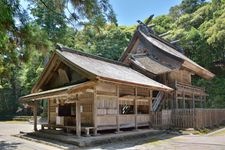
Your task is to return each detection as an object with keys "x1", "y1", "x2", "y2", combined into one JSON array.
[{"x1": 109, "y1": 0, "x2": 182, "y2": 26}]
